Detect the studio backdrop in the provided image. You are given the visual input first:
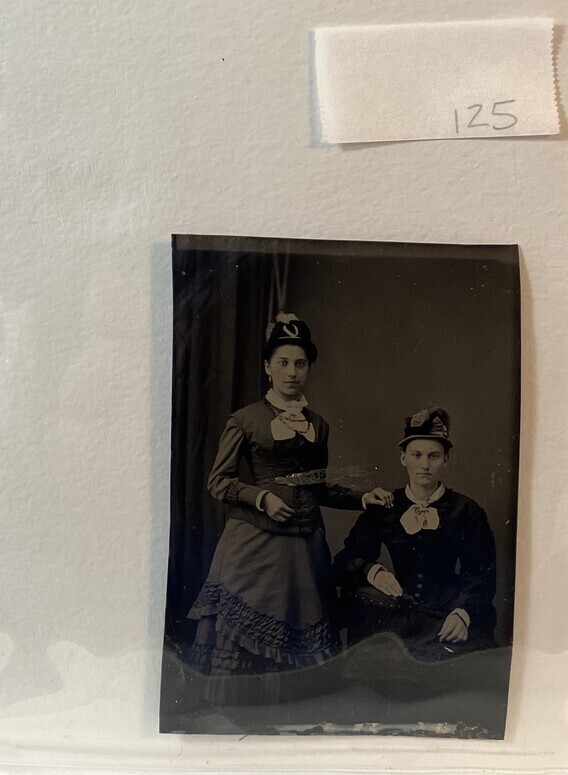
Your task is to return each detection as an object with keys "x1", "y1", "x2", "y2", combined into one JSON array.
[{"x1": 162, "y1": 234, "x2": 519, "y2": 738}]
